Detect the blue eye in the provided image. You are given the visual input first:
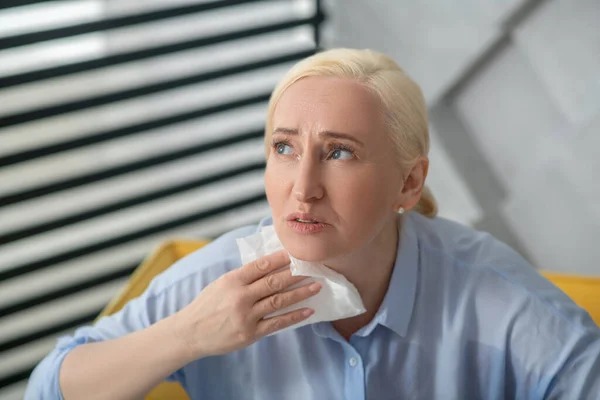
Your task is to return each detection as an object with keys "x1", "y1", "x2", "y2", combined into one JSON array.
[
  {"x1": 331, "y1": 149, "x2": 353, "y2": 160},
  {"x1": 276, "y1": 143, "x2": 293, "y2": 155}
]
